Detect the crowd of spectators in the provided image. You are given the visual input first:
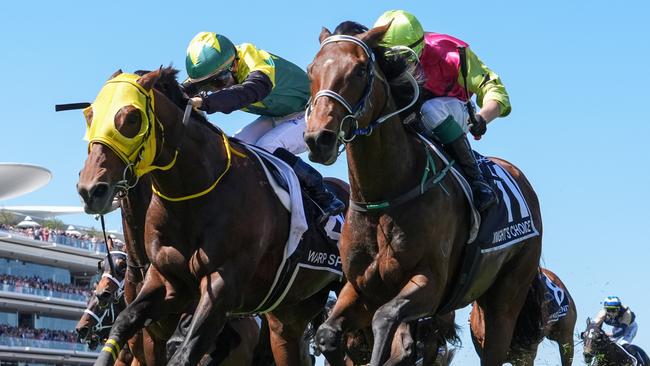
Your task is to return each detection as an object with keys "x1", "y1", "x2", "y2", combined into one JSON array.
[
  {"x1": 0, "y1": 324, "x2": 78, "y2": 343},
  {"x1": 0, "y1": 274, "x2": 92, "y2": 301},
  {"x1": 0, "y1": 223, "x2": 107, "y2": 253}
]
